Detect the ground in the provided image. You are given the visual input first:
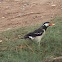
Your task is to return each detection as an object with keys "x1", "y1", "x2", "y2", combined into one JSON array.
[
  {"x1": 0, "y1": 0, "x2": 62, "y2": 62},
  {"x1": 0, "y1": 0, "x2": 62, "y2": 32}
]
